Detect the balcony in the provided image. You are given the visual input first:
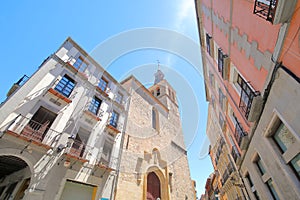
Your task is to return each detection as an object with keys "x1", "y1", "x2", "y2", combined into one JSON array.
[
  {"x1": 237, "y1": 75, "x2": 260, "y2": 120},
  {"x1": 6, "y1": 75, "x2": 29, "y2": 97},
  {"x1": 64, "y1": 140, "x2": 90, "y2": 163},
  {"x1": 231, "y1": 146, "x2": 241, "y2": 163},
  {"x1": 106, "y1": 121, "x2": 122, "y2": 134},
  {"x1": 83, "y1": 109, "x2": 103, "y2": 122},
  {"x1": 0, "y1": 114, "x2": 62, "y2": 149},
  {"x1": 96, "y1": 156, "x2": 118, "y2": 171},
  {"x1": 63, "y1": 56, "x2": 89, "y2": 80},
  {"x1": 95, "y1": 86, "x2": 110, "y2": 98},
  {"x1": 234, "y1": 121, "x2": 247, "y2": 146},
  {"x1": 47, "y1": 88, "x2": 72, "y2": 104},
  {"x1": 218, "y1": 48, "x2": 230, "y2": 80},
  {"x1": 254, "y1": 0, "x2": 297, "y2": 24},
  {"x1": 222, "y1": 163, "x2": 234, "y2": 186},
  {"x1": 253, "y1": 0, "x2": 277, "y2": 22}
]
